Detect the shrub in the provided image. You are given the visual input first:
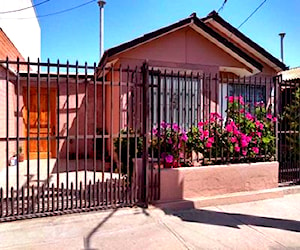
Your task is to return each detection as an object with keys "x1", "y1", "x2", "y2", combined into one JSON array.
[{"x1": 114, "y1": 128, "x2": 143, "y2": 177}]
